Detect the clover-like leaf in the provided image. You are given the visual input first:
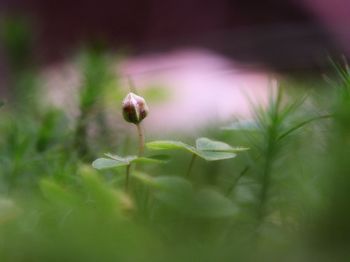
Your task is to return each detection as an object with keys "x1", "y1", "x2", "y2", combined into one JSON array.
[
  {"x1": 92, "y1": 158, "x2": 130, "y2": 170},
  {"x1": 196, "y1": 137, "x2": 233, "y2": 151},
  {"x1": 92, "y1": 154, "x2": 169, "y2": 170},
  {"x1": 133, "y1": 155, "x2": 170, "y2": 164},
  {"x1": 146, "y1": 140, "x2": 197, "y2": 154},
  {"x1": 195, "y1": 150, "x2": 237, "y2": 161},
  {"x1": 104, "y1": 153, "x2": 138, "y2": 163},
  {"x1": 147, "y1": 137, "x2": 248, "y2": 161},
  {"x1": 196, "y1": 137, "x2": 249, "y2": 153}
]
